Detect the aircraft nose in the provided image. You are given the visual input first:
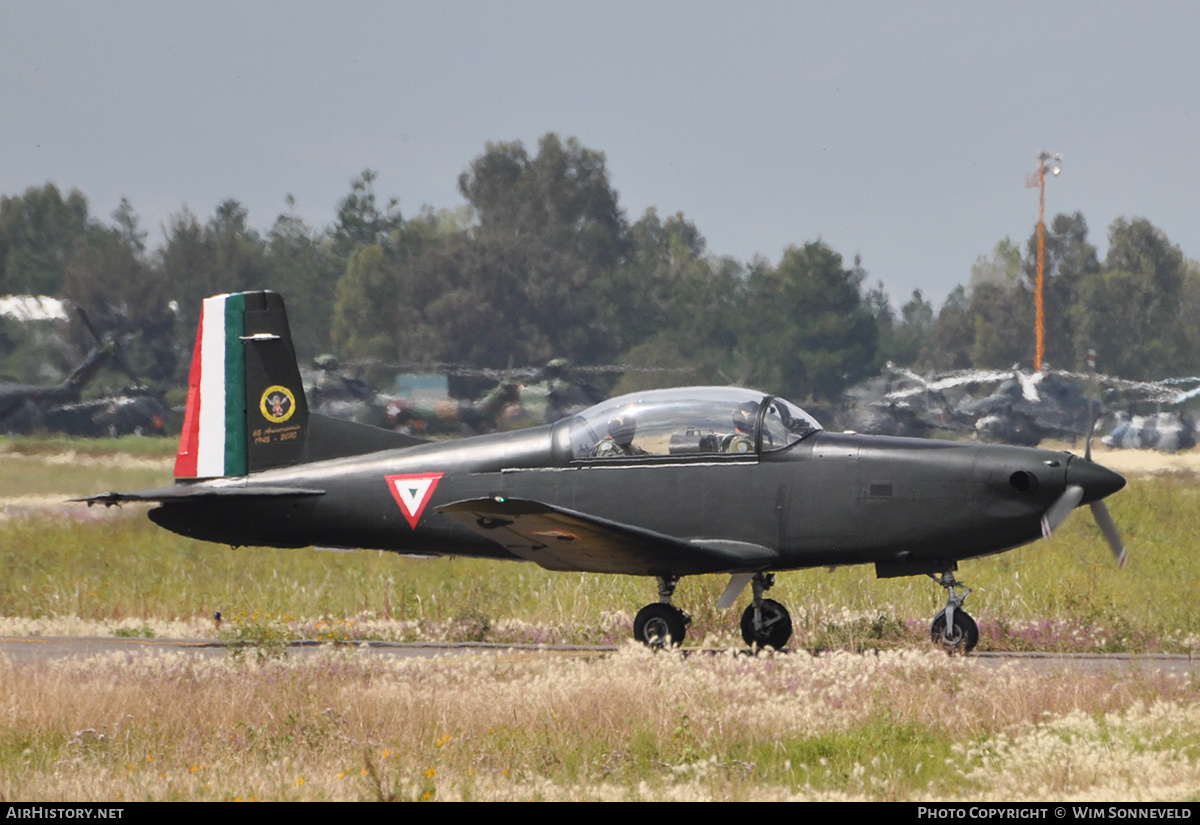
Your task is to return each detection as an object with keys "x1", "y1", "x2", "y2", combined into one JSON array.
[{"x1": 1066, "y1": 457, "x2": 1126, "y2": 503}]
